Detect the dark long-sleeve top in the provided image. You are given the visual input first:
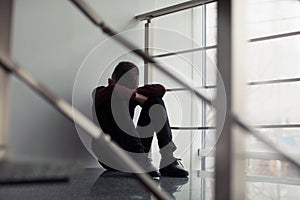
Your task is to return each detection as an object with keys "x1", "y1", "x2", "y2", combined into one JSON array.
[
  {"x1": 93, "y1": 81, "x2": 165, "y2": 147},
  {"x1": 95, "y1": 83, "x2": 165, "y2": 103}
]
